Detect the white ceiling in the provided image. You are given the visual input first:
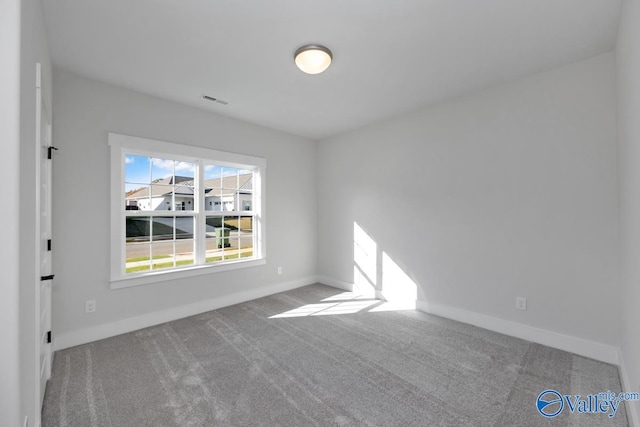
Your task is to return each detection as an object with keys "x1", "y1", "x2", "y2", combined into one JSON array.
[{"x1": 42, "y1": 0, "x2": 622, "y2": 140}]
